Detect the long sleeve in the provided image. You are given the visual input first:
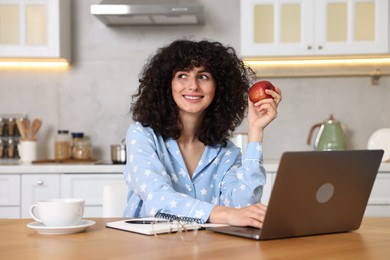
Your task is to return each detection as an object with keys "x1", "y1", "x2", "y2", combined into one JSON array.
[{"x1": 218, "y1": 142, "x2": 266, "y2": 207}]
